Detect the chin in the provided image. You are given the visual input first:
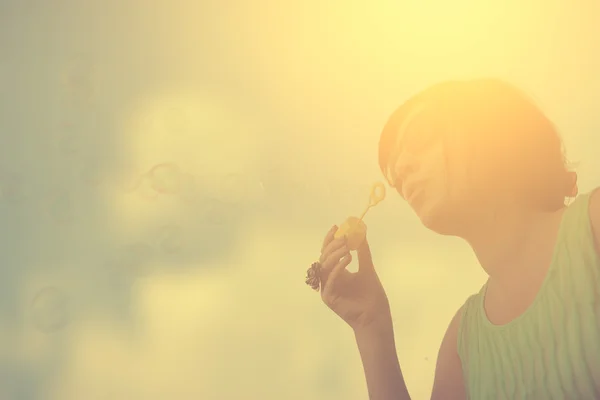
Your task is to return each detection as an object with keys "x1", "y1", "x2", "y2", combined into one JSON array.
[{"x1": 413, "y1": 200, "x2": 463, "y2": 236}]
